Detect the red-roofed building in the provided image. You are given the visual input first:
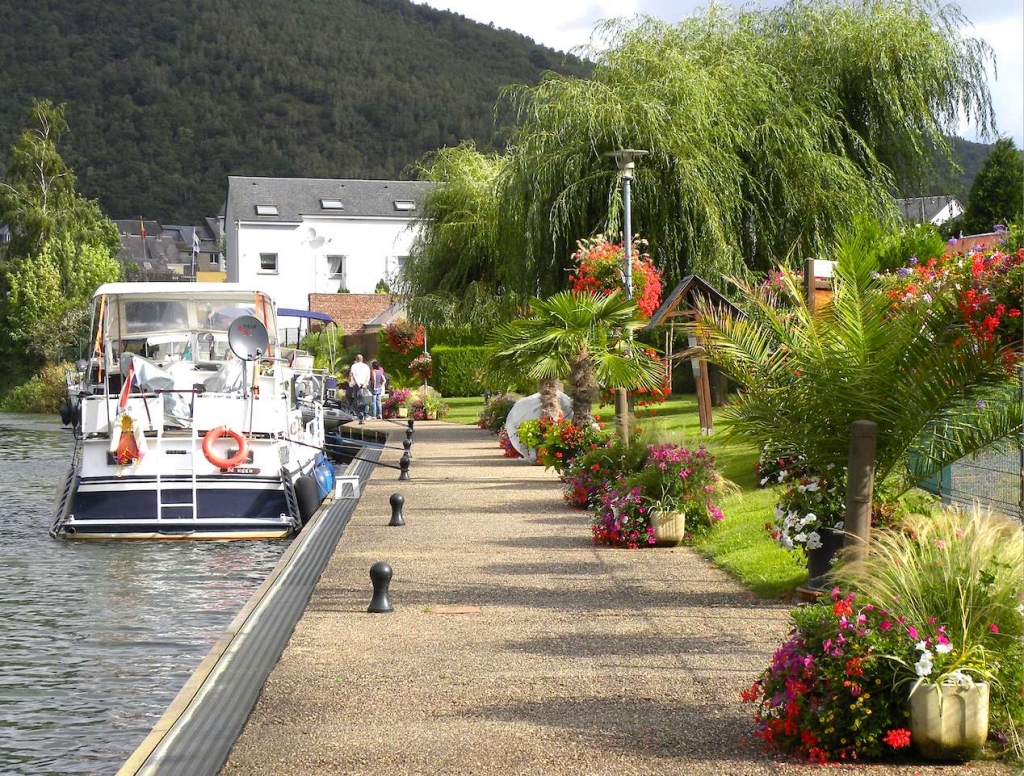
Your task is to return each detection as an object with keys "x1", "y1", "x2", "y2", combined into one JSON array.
[{"x1": 308, "y1": 293, "x2": 405, "y2": 357}]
